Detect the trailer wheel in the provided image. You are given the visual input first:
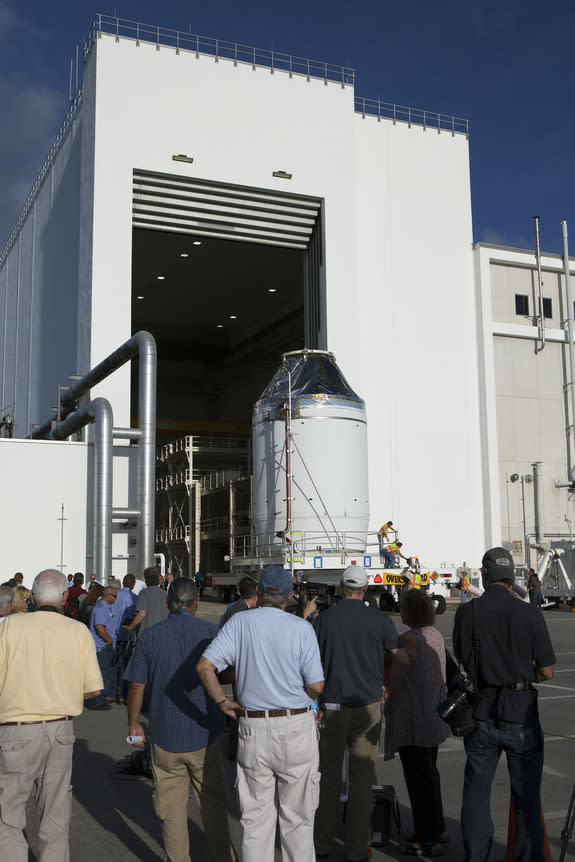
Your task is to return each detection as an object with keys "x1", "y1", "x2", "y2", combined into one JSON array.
[
  {"x1": 432, "y1": 594, "x2": 447, "y2": 615},
  {"x1": 379, "y1": 592, "x2": 395, "y2": 613}
]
